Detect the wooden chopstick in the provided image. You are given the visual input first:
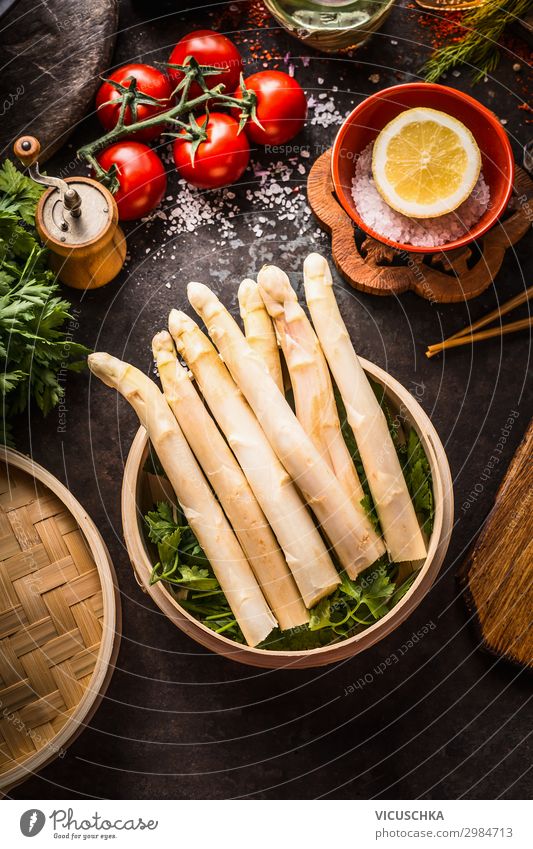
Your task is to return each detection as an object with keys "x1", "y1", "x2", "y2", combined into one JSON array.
[
  {"x1": 426, "y1": 318, "x2": 533, "y2": 358},
  {"x1": 430, "y1": 285, "x2": 533, "y2": 347}
]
